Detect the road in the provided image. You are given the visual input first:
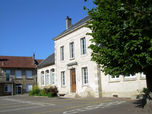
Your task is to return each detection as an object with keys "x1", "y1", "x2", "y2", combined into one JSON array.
[{"x1": 0, "y1": 95, "x2": 150, "y2": 114}]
